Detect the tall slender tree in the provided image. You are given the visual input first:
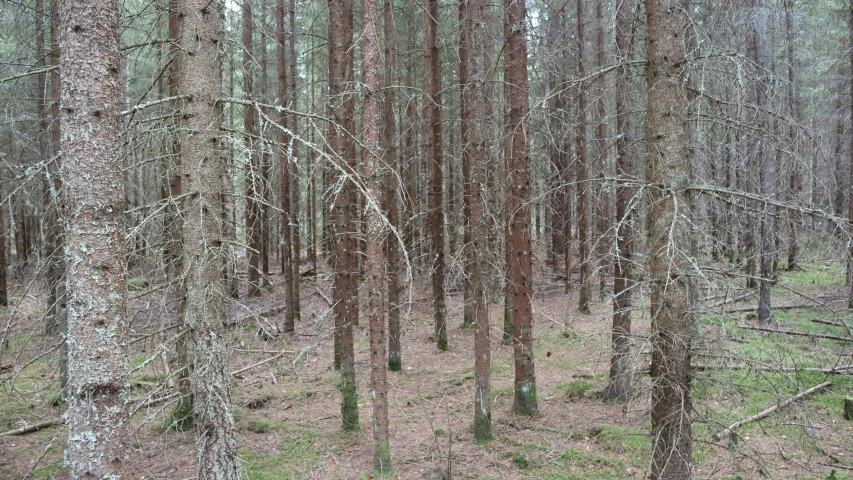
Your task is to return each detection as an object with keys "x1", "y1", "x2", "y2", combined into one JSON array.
[
  {"x1": 178, "y1": 0, "x2": 241, "y2": 477},
  {"x1": 577, "y1": 0, "x2": 592, "y2": 313},
  {"x1": 361, "y1": 0, "x2": 392, "y2": 471},
  {"x1": 278, "y1": 0, "x2": 296, "y2": 332},
  {"x1": 606, "y1": 0, "x2": 635, "y2": 403},
  {"x1": 505, "y1": 0, "x2": 538, "y2": 417},
  {"x1": 425, "y1": 0, "x2": 448, "y2": 351},
  {"x1": 243, "y1": 0, "x2": 262, "y2": 298},
  {"x1": 646, "y1": 0, "x2": 693, "y2": 477},
  {"x1": 383, "y1": 0, "x2": 403, "y2": 372},
  {"x1": 59, "y1": 0, "x2": 130, "y2": 476},
  {"x1": 329, "y1": 0, "x2": 360, "y2": 430},
  {"x1": 464, "y1": 0, "x2": 493, "y2": 441}
]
